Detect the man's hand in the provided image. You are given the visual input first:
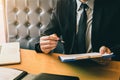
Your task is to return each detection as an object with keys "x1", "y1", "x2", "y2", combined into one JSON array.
[
  {"x1": 96, "y1": 46, "x2": 112, "y2": 65},
  {"x1": 99, "y1": 46, "x2": 111, "y2": 54},
  {"x1": 40, "y1": 34, "x2": 59, "y2": 54}
]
